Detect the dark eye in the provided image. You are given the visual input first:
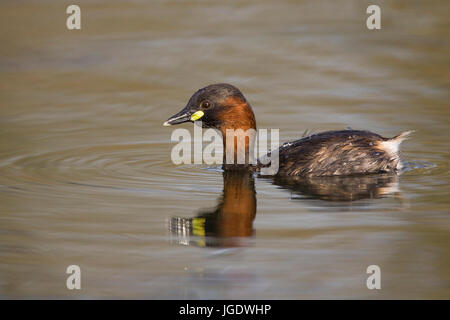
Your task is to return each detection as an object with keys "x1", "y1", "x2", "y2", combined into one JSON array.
[{"x1": 201, "y1": 101, "x2": 211, "y2": 109}]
